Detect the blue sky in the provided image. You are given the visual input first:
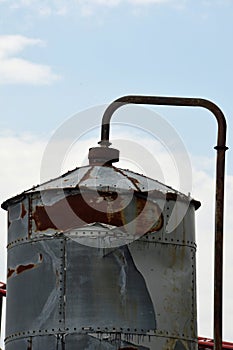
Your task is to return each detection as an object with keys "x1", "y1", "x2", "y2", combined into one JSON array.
[
  {"x1": 0, "y1": 0, "x2": 233, "y2": 346},
  {"x1": 0, "y1": 0, "x2": 232, "y2": 156}
]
